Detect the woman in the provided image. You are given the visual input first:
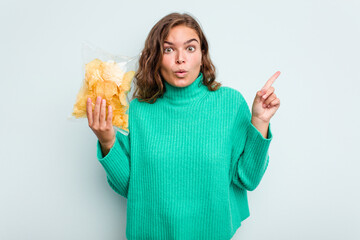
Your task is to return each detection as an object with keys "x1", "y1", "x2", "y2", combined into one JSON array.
[{"x1": 87, "y1": 12, "x2": 280, "y2": 240}]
